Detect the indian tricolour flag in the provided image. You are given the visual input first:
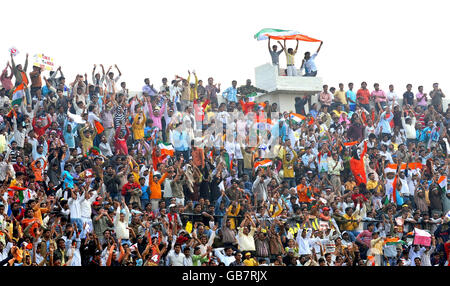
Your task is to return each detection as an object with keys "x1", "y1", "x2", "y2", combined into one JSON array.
[
  {"x1": 343, "y1": 141, "x2": 359, "y2": 147},
  {"x1": 383, "y1": 237, "x2": 406, "y2": 246},
  {"x1": 8, "y1": 186, "x2": 33, "y2": 204},
  {"x1": 11, "y1": 89, "x2": 25, "y2": 106},
  {"x1": 254, "y1": 159, "x2": 272, "y2": 170},
  {"x1": 246, "y1": 92, "x2": 257, "y2": 102},
  {"x1": 290, "y1": 113, "x2": 306, "y2": 124},
  {"x1": 158, "y1": 142, "x2": 174, "y2": 156},
  {"x1": 438, "y1": 176, "x2": 447, "y2": 193}
]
